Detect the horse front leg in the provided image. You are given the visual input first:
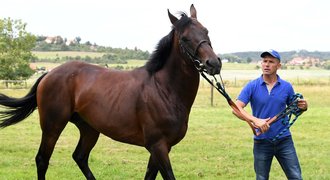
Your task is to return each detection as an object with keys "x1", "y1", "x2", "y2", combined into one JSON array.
[
  {"x1": 145, "y1": 141, "x2": 175, "y2": 180},
  {"x1": 144, "y1": 155, "x2": 159, "y2": 180}
]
